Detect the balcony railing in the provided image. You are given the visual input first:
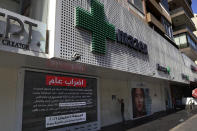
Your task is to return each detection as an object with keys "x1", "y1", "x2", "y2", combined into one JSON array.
[
  {"x1": 149, "y1": 0, "x2": 163, "y2": 14},
  {"x1": 170, "y1": 7, "x2": 196, "y2": 31},
  {"x1": 147, "y1": 0, "x2": 171, "y2": 23},
  {"x1": 168, "y1": 0, "x2": 193, "y2": 18},
  {"x1": 174, "y1": 26, "x2": 197, "y2": 49},
  {"x1": 170, "y1": 7, "x2": 184, "y2": 15},
  {"x1": 146, "y1": 12, "x2": 166, "y2": 33},
  {"x1": 174, "y1": 26, "x2": 197, "y2": 42}
]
